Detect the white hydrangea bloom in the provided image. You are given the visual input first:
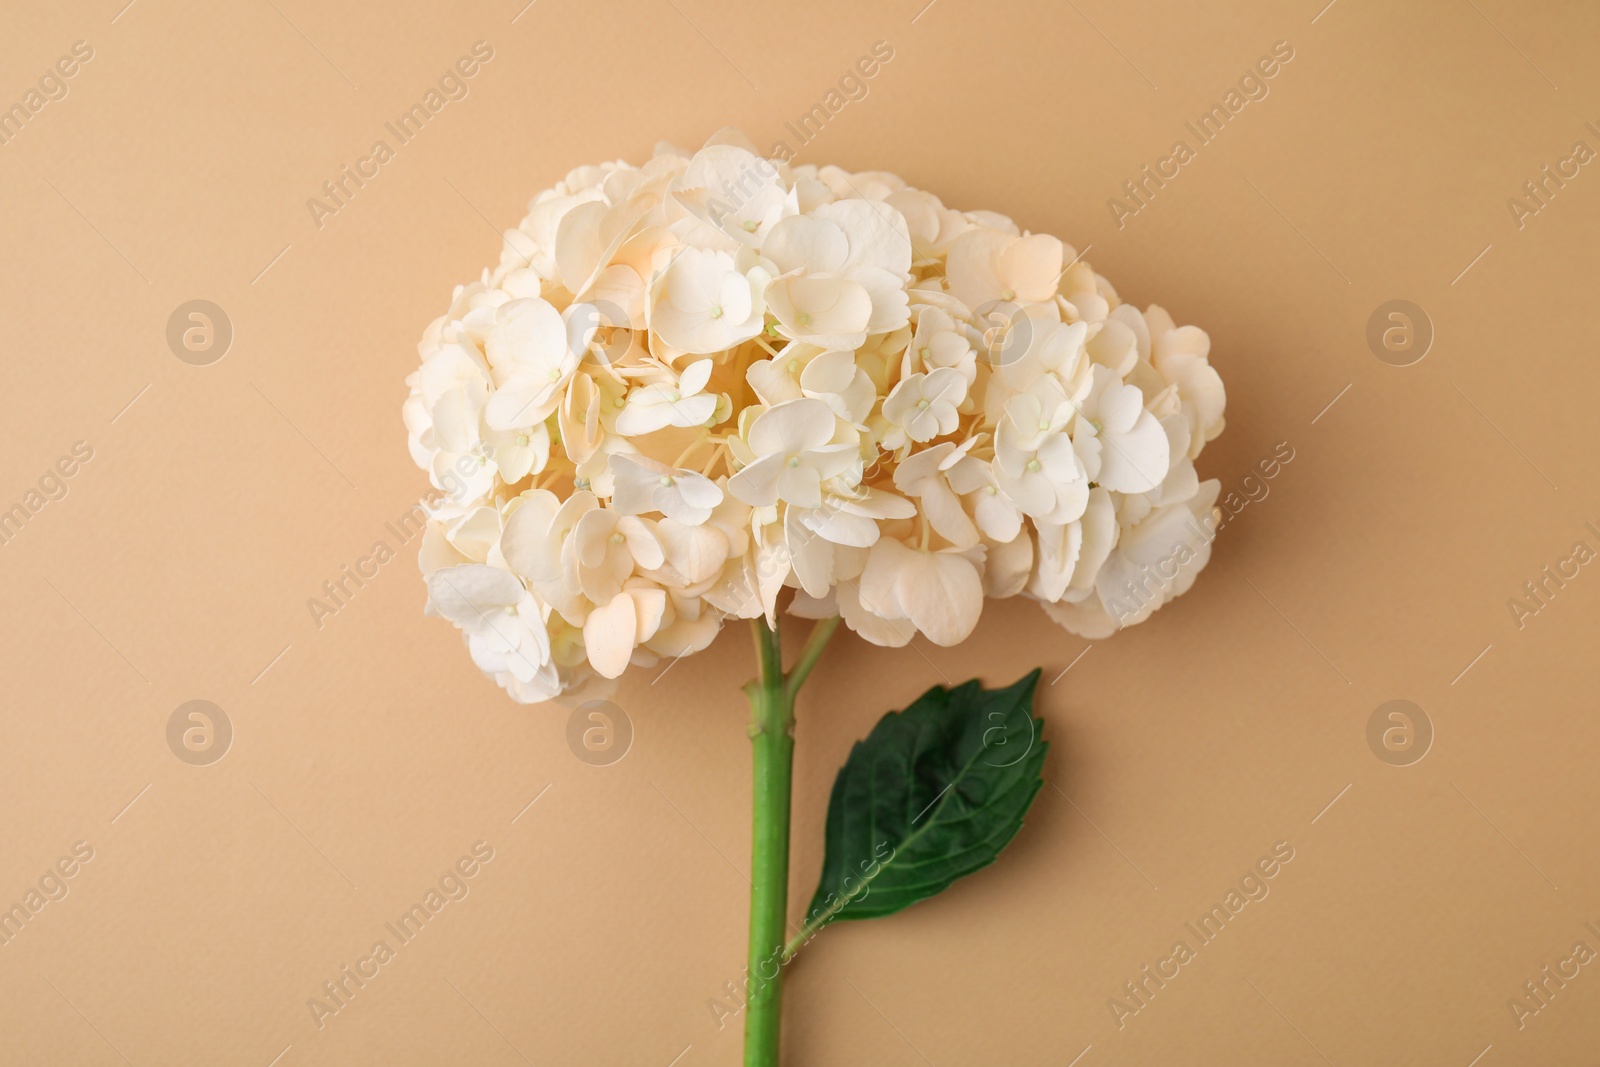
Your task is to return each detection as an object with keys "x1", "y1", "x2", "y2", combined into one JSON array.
[{"x1": 405, "y1": 130, "x2": 1227, "y2": 703}]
